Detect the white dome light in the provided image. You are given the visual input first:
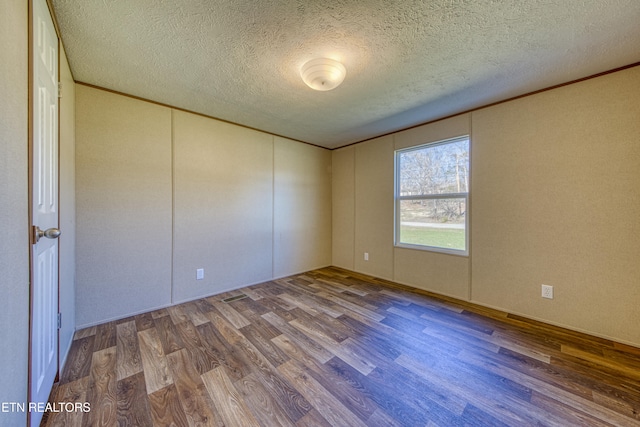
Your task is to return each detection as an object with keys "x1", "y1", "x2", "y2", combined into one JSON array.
[{"x1": 300, "y1": 58, "x2": 346, "y2": 91}]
